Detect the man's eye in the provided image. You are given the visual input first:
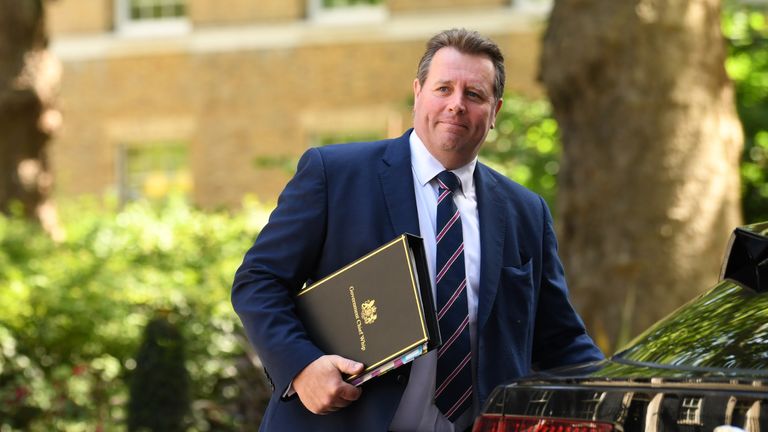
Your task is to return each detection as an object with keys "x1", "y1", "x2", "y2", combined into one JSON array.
[{"x1": 467, "y1": 91, "x2": 481, "y2": 99}]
